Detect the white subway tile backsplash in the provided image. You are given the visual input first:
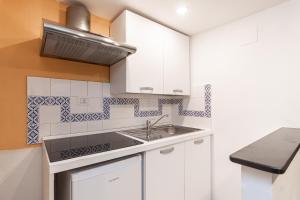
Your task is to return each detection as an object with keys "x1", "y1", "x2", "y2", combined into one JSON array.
[
  {"x1": 71, "y1": 80, "x2": 87, "y2": 97},
  {"x1": 39, "y1": 105, "x2": 60, "y2": 124},
  {"x1": 173, "y1": 115, "x2": 212, "y2": 129},
  {"x1": 191, "y1": 85, "x2": 205, "y2": 98},
  {"x1": 27, "y1": 77, "x2": 50, "y2": 96},
  {"x1": 51, "y1": 122, "x2": 70, "y2": 135},
  {"x1": 88, "y1": 82, "x2": 102, "y2": 97},
  {"x1": 139, "y1": 97, "x2": 159, "y2": 110},
  {"x1": 110, "y1": 105, "x2": 134, "y2": 119},
  {"x1": 162, "y1": 105, "x2": 173, "y2": 123},
  {"x1": 70, "y1": 122, "x2": 88, "y2": 134},
  {"x1": 139, "y1": 99, "x2": 148, "y2": 109},
  {"x1": 183, "y1": 97, "x2": 205, "y2": 111},
  {"x1": 51, "y1": 79, "x2": 70, "y2": 96},
  {"x1": 87, "y1": 121, "x2": 102, "y2": 131},
  {"x1": 137, "y1": 116, "x2": 169, "y2": 127},
  {"x1": 87, "y1": 98, "x2": 103, "y2": 113},
  {"x1": 38, "y1": 123, "x2": 51, "y2": 142},
  {"x1": 103, "y1": 118, "x2": 141, "y2": 130},
  {"x1": 102, "y1": 83, "x2": 111, "y2": 97},
  {"x1": 70, "y1": 97, "x2": 87, "y2": 113}
]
